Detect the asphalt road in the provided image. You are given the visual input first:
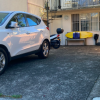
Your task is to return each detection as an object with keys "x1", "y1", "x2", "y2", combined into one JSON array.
[{"x1": 0, "y1": 46, "x2": 100, "y2": 100}]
